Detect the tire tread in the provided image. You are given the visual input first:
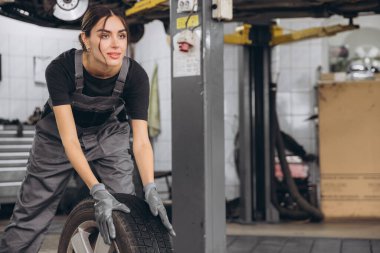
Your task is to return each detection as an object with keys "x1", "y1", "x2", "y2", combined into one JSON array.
[{"x1": 57, "y1": 194, "x2": 173, "y2": 253}]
